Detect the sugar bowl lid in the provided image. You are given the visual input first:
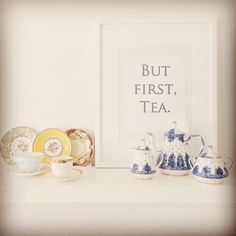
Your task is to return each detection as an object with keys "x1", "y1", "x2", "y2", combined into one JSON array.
[
  {"x1": 201, "y1": 145, "x2": 219, "y2": 159},
  {"x1": 136, "y1": 138, "x2": 150, "y2": 151},
  {"x1": 166, "y1": 121, "x2": 184, "y2": 136}
]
